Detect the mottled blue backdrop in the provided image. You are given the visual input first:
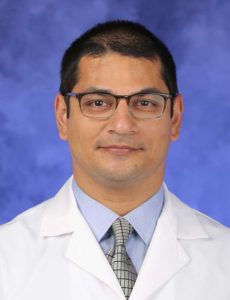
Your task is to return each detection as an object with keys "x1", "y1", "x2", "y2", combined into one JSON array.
[{"x1": 0, "y1": 0, "x2": 230, "y2": 226}]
